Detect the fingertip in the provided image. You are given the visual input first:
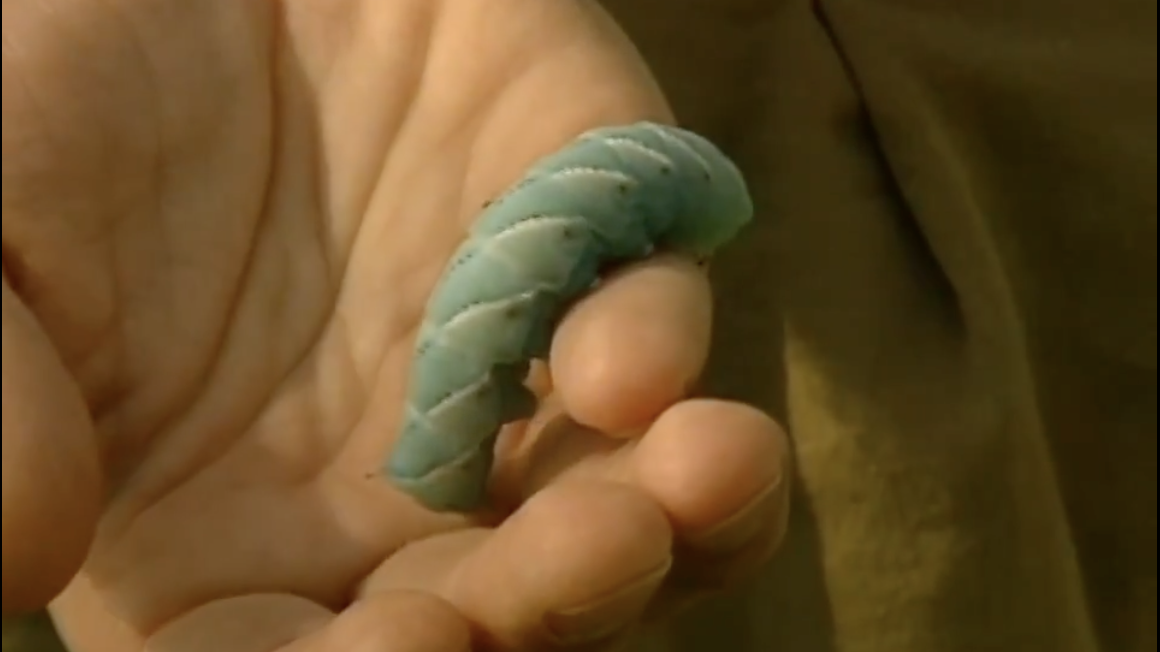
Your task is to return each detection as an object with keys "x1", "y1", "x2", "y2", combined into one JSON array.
[
  {"x1": 629, "y1": 401, "x2": 789, "y2": 598},
  {"x1": 632, "y1": 400, "x2": 788, "y2": 539},
  {"x1": 550, "y1": 256, "x2": 711, "y2": 434}
]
